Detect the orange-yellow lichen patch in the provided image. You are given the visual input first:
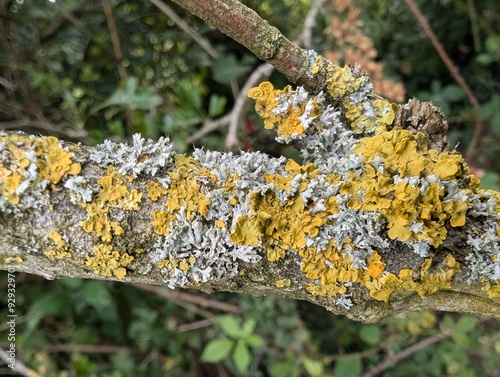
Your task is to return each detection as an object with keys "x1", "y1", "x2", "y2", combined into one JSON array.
[
  {"x1": 231, "y1": 190, "x2": 331, "y2": 262},
  {"x1": 166, "y1": 155, "x2": 211, "y2": 219},
  {"x1": 146, "y1": 181, "x2": 168, "y2": 201},
  {"x1": 365, "y1": 254, "x2": 459, "y2": 302},
  {"x1": 44, "y1": 230, "x2": 72, "y2": 259},
  {"x1": 4, "y1": 257, "x2": 23, "y2": 264},
  {"x1": 367, "y1": 251, "x2": 386, "y2": 278},
  {"x1": 347, "y1": 128, "x2": 475, "y2": 247},
  {"x1": 486, "y1": 283, "x2": 500, "y2": 298},
  {"x1": 85, "y1": 244, "x2": 134, "y2": 279},
  {"x1": 149, "y1": 155, "x2": 215, "y2": 236},
  {"x1": 79, "y1": 166, "x2": 142, "y2": 242},
  {"x1": 343, "y1": 99, "x2": 397, "y2": 133},
  {"x1": 152, "y1": 209, "x2": 176, "y2": 235},
  {"x1": 323, "y1": 63, "x2": 366, "y2": 99},
  {"x1": 300, "y1": 241, "x2": 363, "y2": 297},
  {"x1": 0, "y1": 134, "x2": 81, "y2": 205},
  {"x1": 247, "y1": 82, "x2": 322, "y2": 138},
  {"x1": 35, "y1": 136, "x2": 81, "y2": 186},
  {"x1": 275, "y1": 279, "x2": 292, "y2": 288},
  {"x1": 157, "y1": 255, "x2": 196, "y2": 274}
]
